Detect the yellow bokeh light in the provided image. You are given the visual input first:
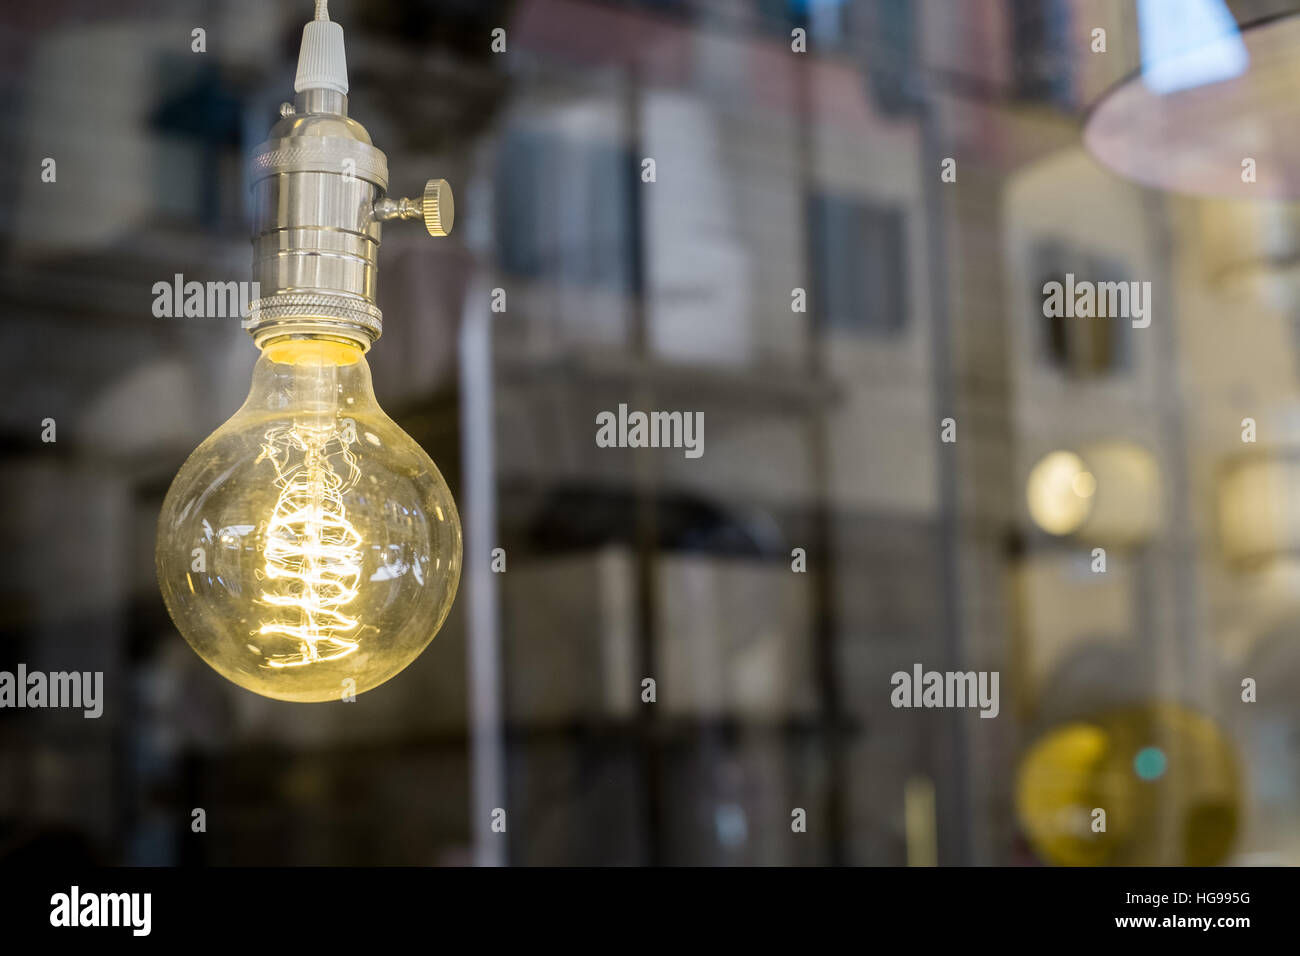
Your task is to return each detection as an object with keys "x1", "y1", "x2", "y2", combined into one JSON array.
[
  {"x1": 1016, "y1": 705, "x2": 1240, "y2": 866},
  {"x1": 1026, "y1": 450, "x2": 1096, "y2": 536}
]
